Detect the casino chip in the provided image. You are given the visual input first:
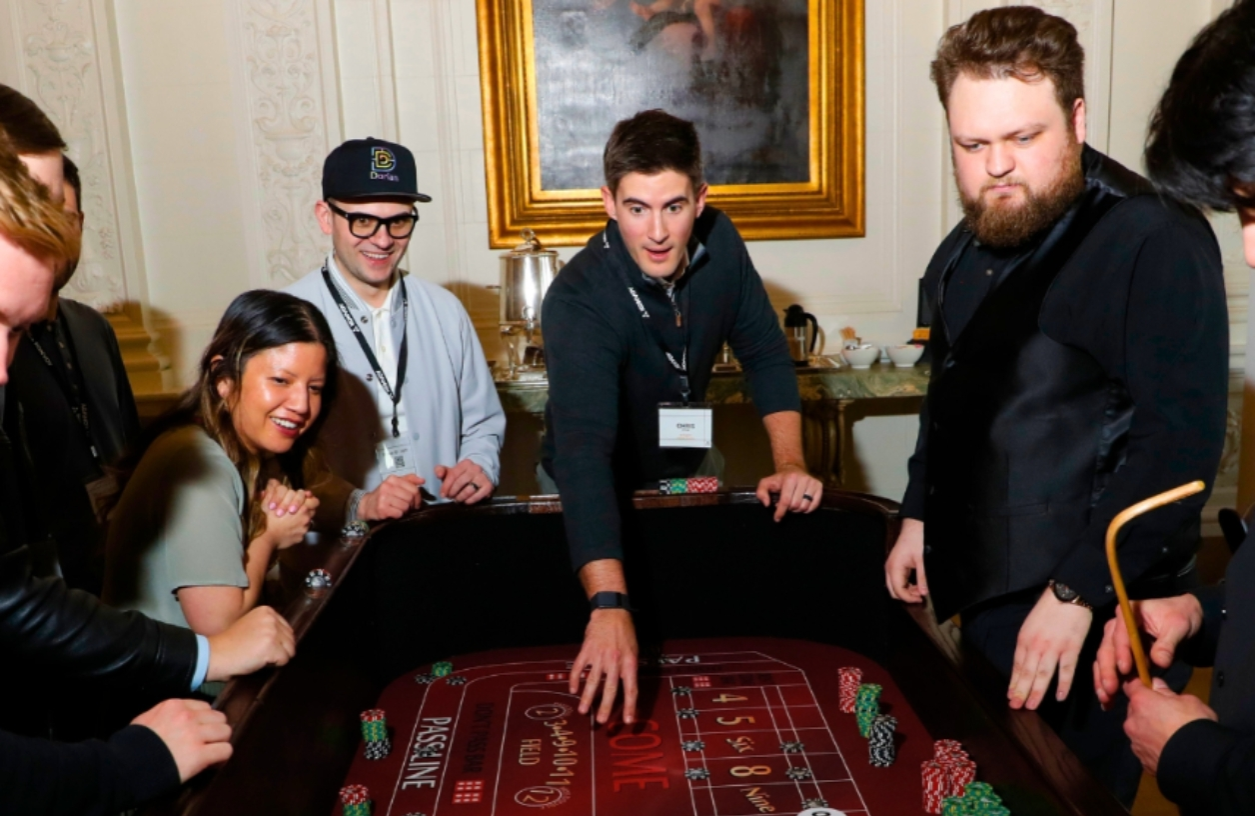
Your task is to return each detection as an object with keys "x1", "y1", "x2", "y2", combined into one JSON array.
[
  {"x1": 304, "y1": 568, "x2": 333, "y2": 590},
  {"x1": 341, "y1": 520, "x2": 370, "y2": 538},
  {"x1": 445, "y1": 675, "x2": 467, "y2": 686},
  {"x1": 854, "y1": 683, "x2": 882, "y2": 737},
  {"x1": 921, "y1": 760, "x2": 949, "y2": 814},
  {"x1": 682, "y1": 740, "x2": 706, "y2": 752},
  {"x1": 684, "y1": 767, "x2": 710, "y2": 780},
  {"x1": 415, "y1": 745, "x2": 442, "y2": 758},
  {"x1": 688, "y1": 476, "x2": 719, "y2": 493},
  {"x1": 677, "y1": 708, "x2": 699, "y2": 719},
  {"x1": 780, "y1": 740, "x2": 805, "y2": 753},
  {"x1": 364, "y1": 738, "x2": 392, "y2": 760},
  {"x1": 785, "y1": 765, "x2": 813, "y2": 781},
  {"x1": 671, "y1": 686, "x2": 692, "y2": 695},
  {"x1": 339, "y1": 784, "x2": 371, "y2": 816},
  {"x1": 413, "y1": 673, "x2": 435, "y2": 685},
  {"x1": 431, "y1": 661, "x2": 454, "y2": 677},
  {"x1": 838, "y1": 666, "x2": 863, "y2": 713},
  {"x1": 801, "y1": 799, "x2": 830, "y2": 808},
  {"x1": 868, "y1": 714, "x2": 897, "y2": 767}
]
